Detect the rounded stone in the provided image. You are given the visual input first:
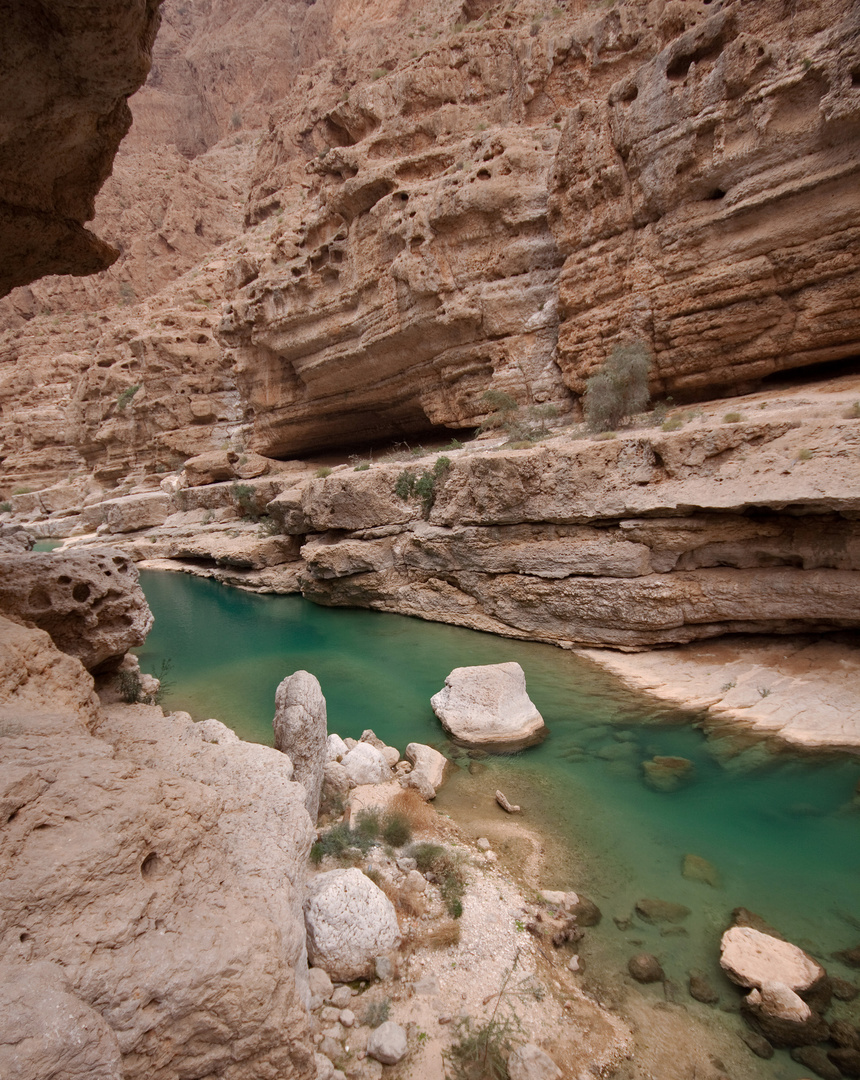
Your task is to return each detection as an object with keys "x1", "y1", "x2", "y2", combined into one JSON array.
[
  {"x1": 304, "y1": 869, "x2": 401, "y2": 981},
  {"x1": 628, "y1": 953, "x2": 664, "y2": 983},
  {"x1": 366, "y1": 1020, "x2": 407, "y2": 1065}
]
